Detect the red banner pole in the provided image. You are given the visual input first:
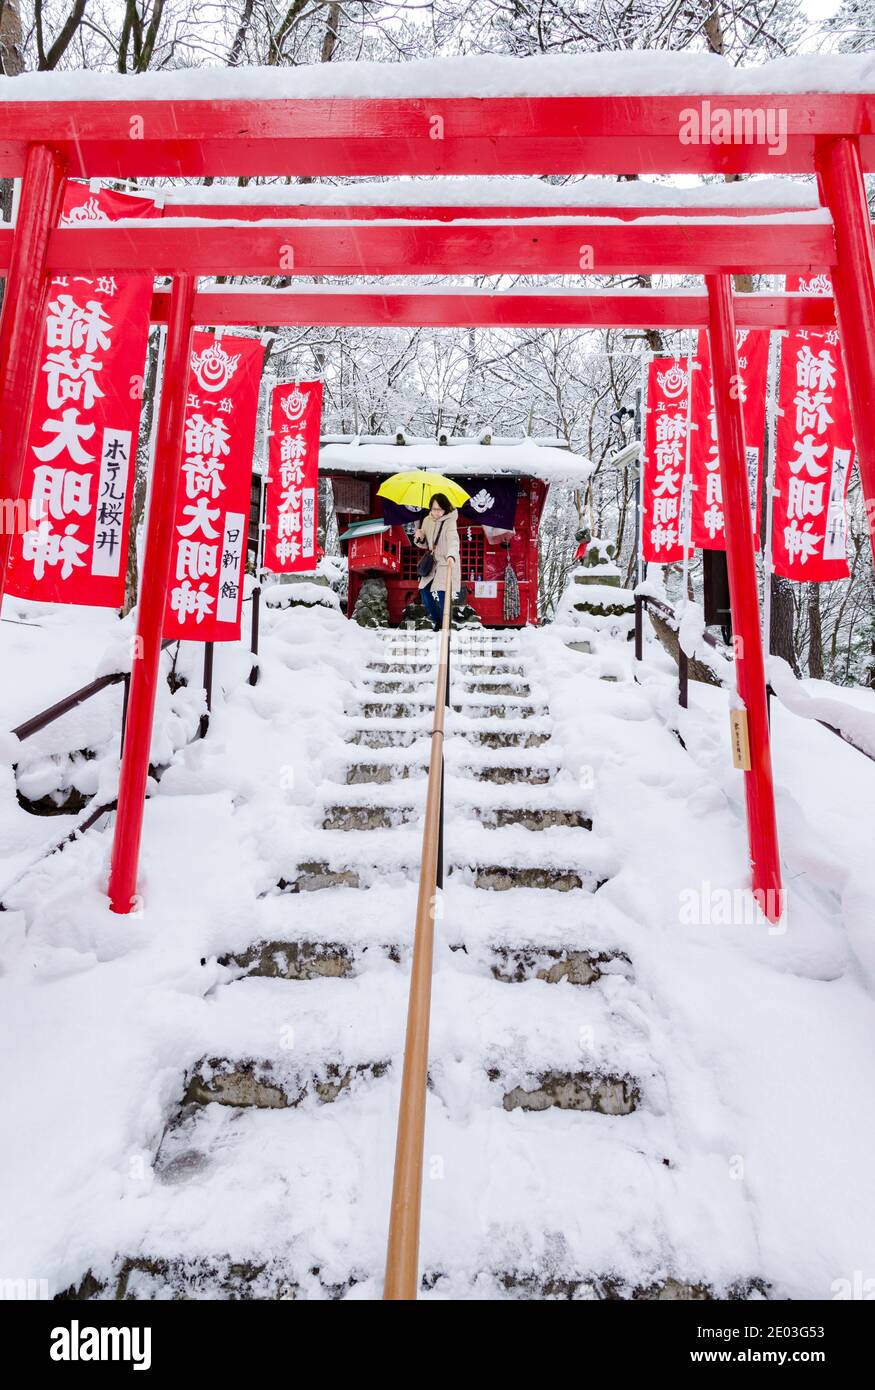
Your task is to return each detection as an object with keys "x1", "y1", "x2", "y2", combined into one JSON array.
[
  {"x1": 0, "y1": 144, "x2": 66, "y2": 602},
  {"x1": 815, "y1": 137, "x2": 875, "y2": 563},
  {"x1": 706, "y1": 273, "x2": 783, "y2": 924},
  {"x1": 108, "y1": 274, "x2": 196, "y2": 915}
]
